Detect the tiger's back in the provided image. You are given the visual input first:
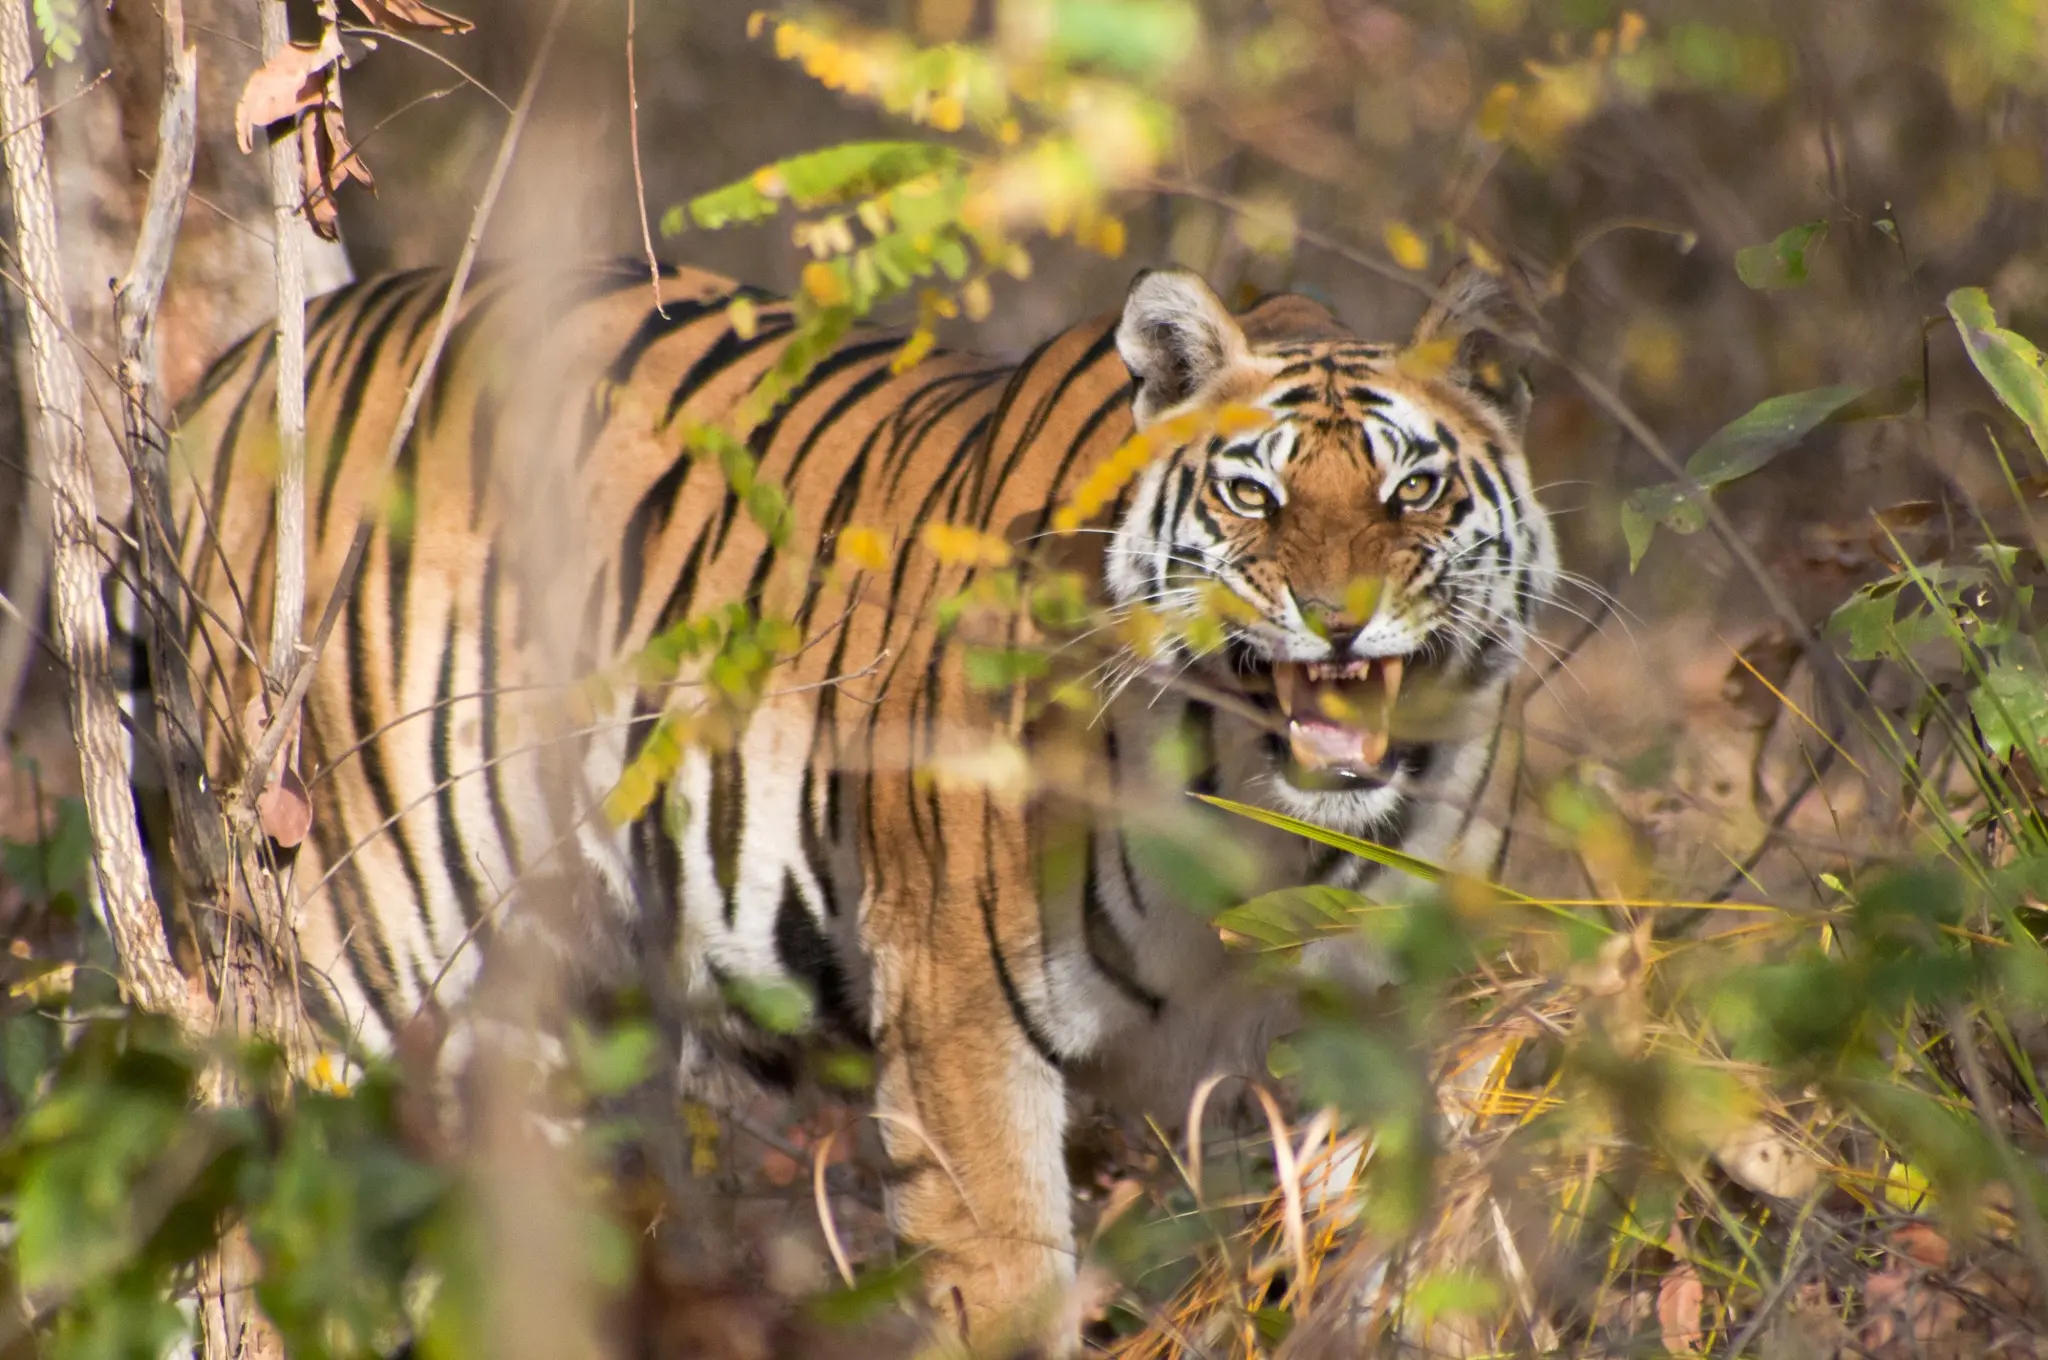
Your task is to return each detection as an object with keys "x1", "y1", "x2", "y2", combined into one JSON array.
[{"x1": 177, "y1": 262, "x2": 1126, "y2": 1051}]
